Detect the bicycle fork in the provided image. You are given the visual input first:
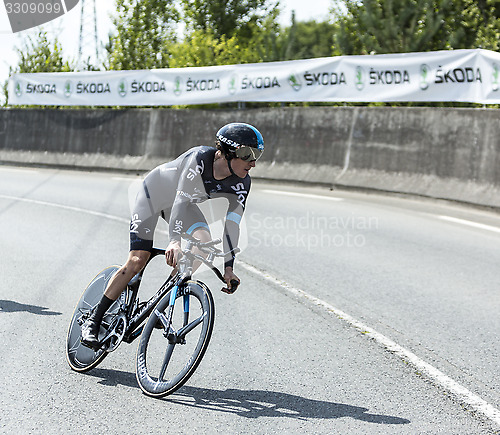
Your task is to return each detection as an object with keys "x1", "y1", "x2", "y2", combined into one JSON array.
[{"x1": 154, "y1": 284, "x2": 189, "y2": 345}]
